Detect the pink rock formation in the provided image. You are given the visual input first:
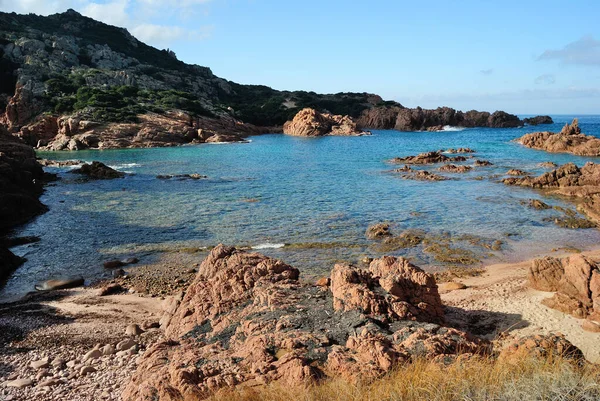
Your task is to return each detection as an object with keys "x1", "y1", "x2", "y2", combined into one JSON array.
[
  {"x1": 517, "y1": 119, "x2": 600, "y2": 156},
  {"x1": 528, "y1": 255, "x2": 600, "y2": 331},
  {"x1": 283, "y1": 108, "x2": 369, "y2": 137},
  {"x1": 122, "y1": 246, "x2": 483, "y2": 401}
]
